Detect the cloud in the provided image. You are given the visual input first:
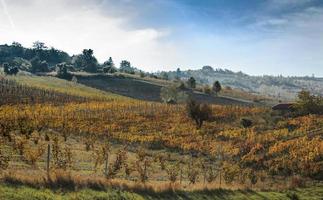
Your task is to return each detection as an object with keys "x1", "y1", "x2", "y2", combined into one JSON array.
[
  {"x1": 0, "y1": 0, "x2": 180, "y2": 71},
  {"x1": 0, "y1": 0, "x2": 322, "y2": 76},
  {"x1": 0, "y1": 0, "x2": 15, "y2": 29}
]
